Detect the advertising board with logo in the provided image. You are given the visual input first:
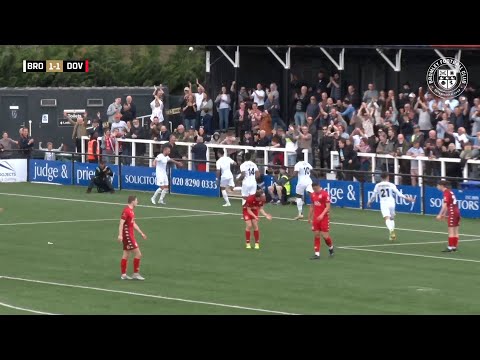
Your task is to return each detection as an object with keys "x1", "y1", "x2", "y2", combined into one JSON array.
[
  {"x1": 29, "y1": 160, "x2": 72, "y2": 185},
  {"x1": 74, "y1": 162, "x2": 119, "y2": 188},
  {"x1": 425, "y1": 187, "x2": 480, "y2": 219},
  {"x1": 171, "y1": 169, "x2": 219, "y2": 197},
  {"x1": 121, "y1": 165, "x2": 158, "y2": 192},
  {"x1": 0, "y1": 159, "x2": 27, "y2": 183}
]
